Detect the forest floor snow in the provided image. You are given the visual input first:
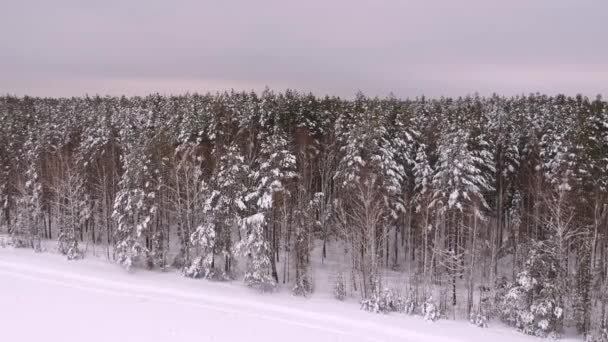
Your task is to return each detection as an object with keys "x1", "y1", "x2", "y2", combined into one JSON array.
[{"x1": 0, "y1": 247, "x2": 581, "y2": 342}]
